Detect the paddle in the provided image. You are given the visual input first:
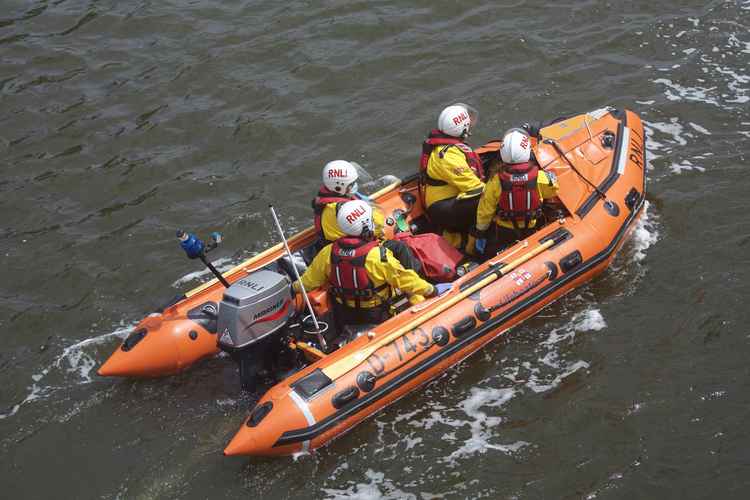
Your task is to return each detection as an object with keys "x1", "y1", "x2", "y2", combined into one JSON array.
[{"x1": 321, "y1": 233, "x2": 563, "y2": 381}]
